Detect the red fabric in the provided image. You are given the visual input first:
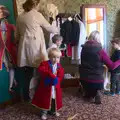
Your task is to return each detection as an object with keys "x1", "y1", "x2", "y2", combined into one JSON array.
[
  {"x1": 61, "y1": 50, "x2": 65, "y2": 57},
  {"x1": 32, "y1": 61, "x2": 64, "y2": 110},
  {"x1": 0, "y1": 23, "x2": 17, "y2": 70},
  {"x1": 67, "y1": 44, "x2": 72, "y2": 57}
]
